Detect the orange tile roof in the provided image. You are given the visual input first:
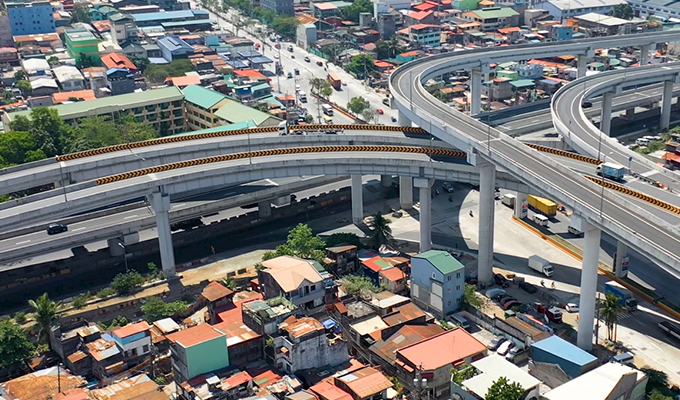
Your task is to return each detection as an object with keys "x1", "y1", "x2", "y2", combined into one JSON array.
[
  {"x1": 279, "y1": 316, "x2": 324, "y2": 338},
  {"x1": 52, "y1": 89, "x2": 96, "y2": 104},
  {"x1": 101, "y1": 52, "x2": 137, "y2": 71},
  {"x1": 371, "y1": 324, "x2": 444, "y2": 363},
  {"x1": 2, "y1": 368, "x2": 87, "y2": 400},
  {"x1": 167, "y1": 323, "x2": 224, "y2": 347},
  {"x1": 202, "y1": 281, "x2": 234, "y2": 302},
  {"x1": 336, "y1": 367, "x2": 392, "y2": 399},
  {"x1": 216, "y1": 290, "x2": 263, "y2": 323},
  {"x1": 408, "y1": 10, "x2": 433, "y2": 20},
  {"x1": 214, "y1": 318, "x2": 261, "y2": 346},
  {"x1": 111, "y1": 321, "x2": 151, "y2": 339},
  {"x1": 413, "y1": 1, "x2": 437, "y2": 11},
  {"x1": 457, "y1": 21, "x2": 481, "y2": 28},
  {"x1": 67, "y1": 351, "x2": 88, "y2": 364},
  {"x1": 497, "y1": 26, "x2": 521, "y2": 34},
  {"x1": 663, "y1": 152, "x2": 680, "y2": 163},
  {"x1": 379, "y1": 267, "x2": 405, "y2": 282},
  {"x1": 223, "y1": 371, "x2": 253, "y2": 390},
  {"x1": 410, "y1": 23, "x2": 440, "y2": 30},
  {"x1": 234, "y1": 69, "x2": 267, "y2": 80},
  {"x1": 171, "y1": 75, "x2": 201, "y2": 87},
  {"x1": 396, "y1": 328, "x2": 487, "y2": 370},
  {"x1": 310, "y1": 381, "x2": 353, "y2": 400},
  {"x1": 54, "y1": 388, "x2": 89, "y2": 400}
]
